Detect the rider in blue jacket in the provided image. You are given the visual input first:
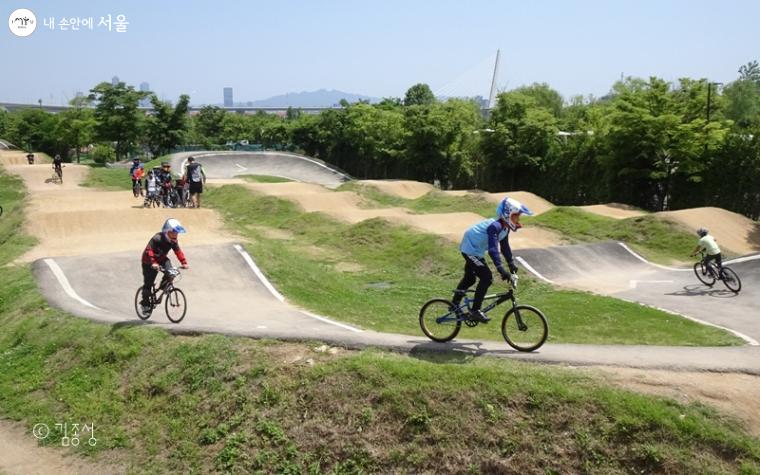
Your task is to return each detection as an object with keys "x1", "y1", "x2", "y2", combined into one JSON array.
[{"x1": 452, "y1": 197, "x2": 533, "y2": 323}]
